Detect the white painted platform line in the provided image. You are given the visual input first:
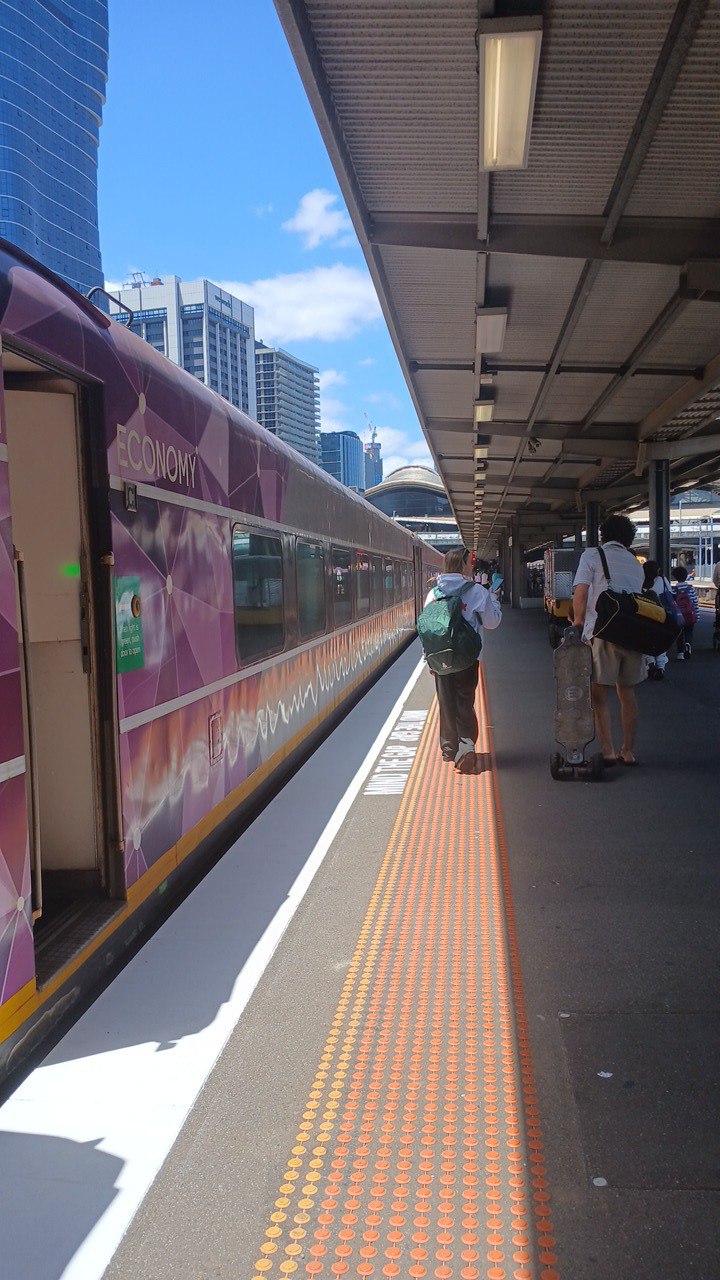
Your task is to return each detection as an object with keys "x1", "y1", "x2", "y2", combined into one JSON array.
[{"x1": 0, "y1": 655, "x2": 426, "y2": 1280}]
